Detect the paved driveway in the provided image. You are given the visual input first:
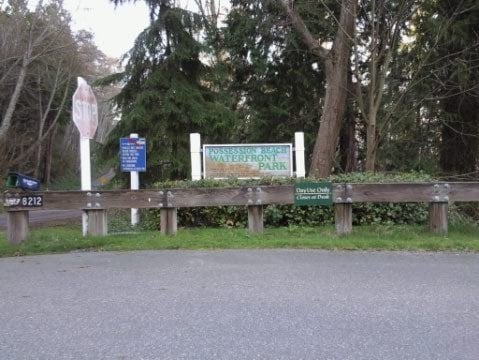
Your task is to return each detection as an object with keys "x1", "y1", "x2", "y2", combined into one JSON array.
[{"x1": 0, "y1": 250, "x2": 478, "y2": 359}]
